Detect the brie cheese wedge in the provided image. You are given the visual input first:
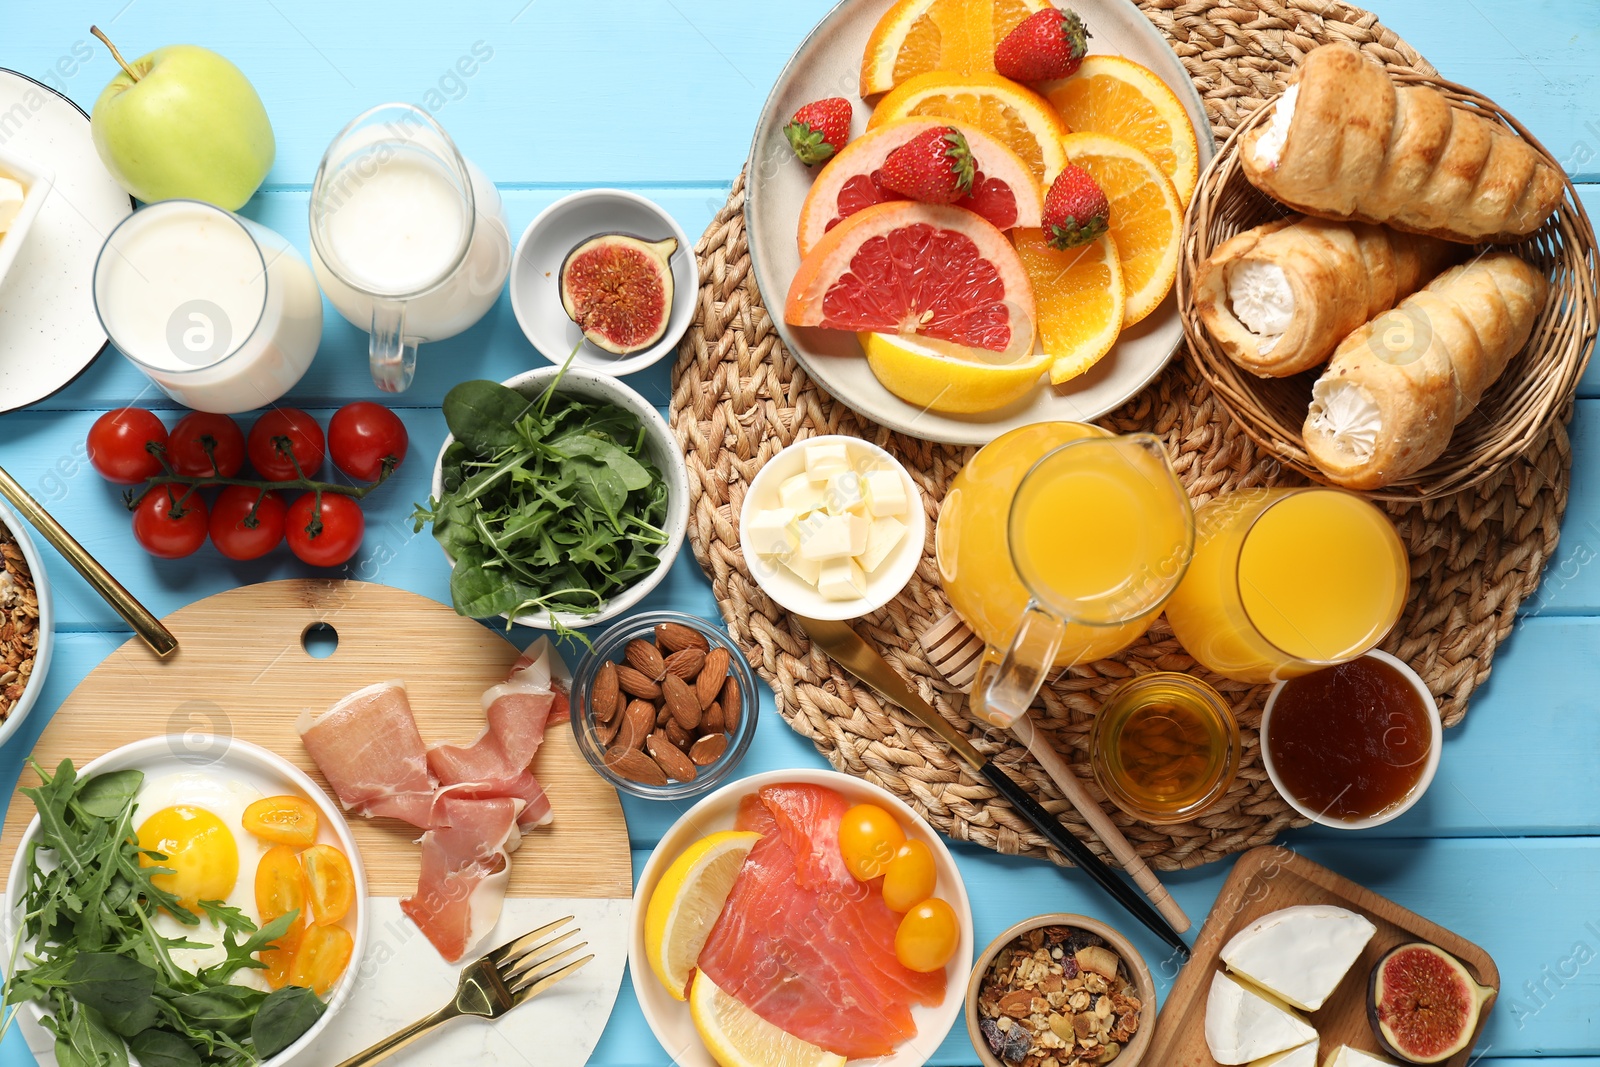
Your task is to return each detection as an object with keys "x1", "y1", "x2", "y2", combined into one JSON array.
[
  {"x1": 1253, "y1": 1039, "x2": 1319, "y2": 1067},
  {"x1": 1221, "y1": 905, "x2": 1377, "y2": 1011},
  {"x1": 1206, "y1": 971, "x2": 1318, "y2": 1065},
  {"x1": 1323, "y1": 1046, "x2": 1397, "y2": 1067}
]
